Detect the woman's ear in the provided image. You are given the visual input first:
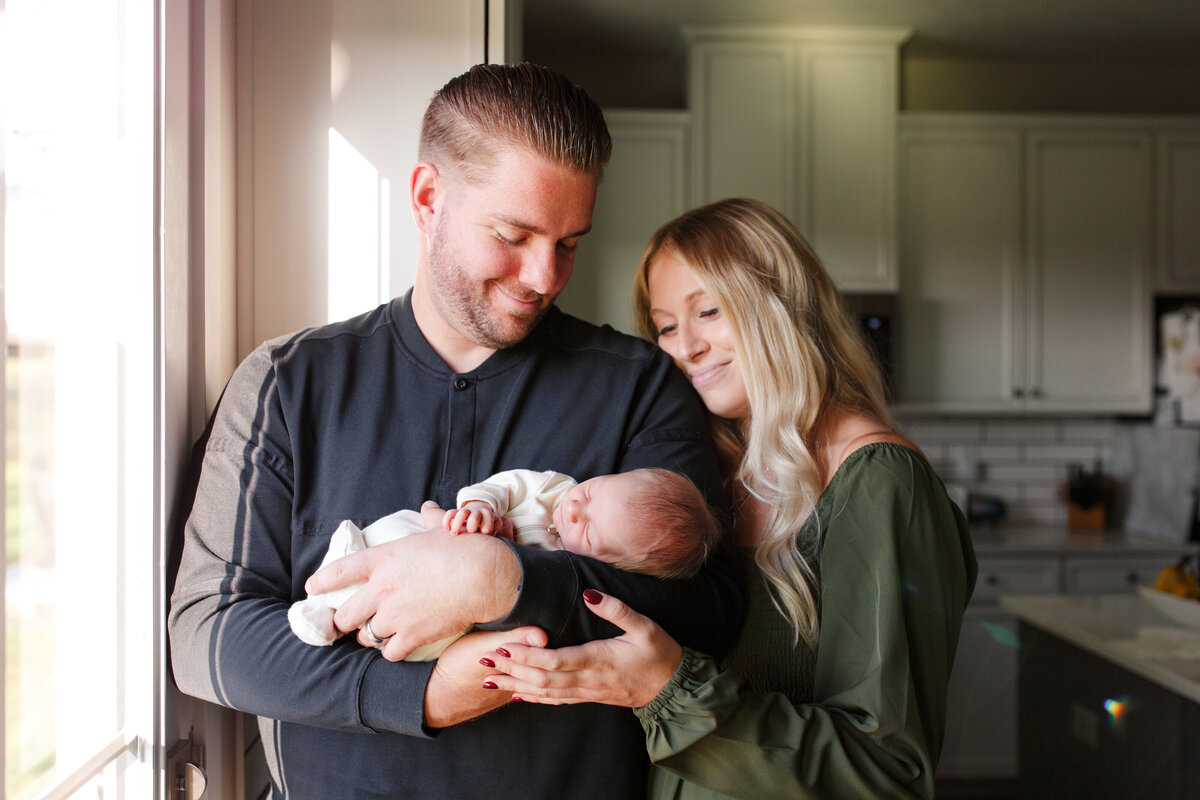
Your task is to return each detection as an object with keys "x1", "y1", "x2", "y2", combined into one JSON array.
[{"x1": 410, "y1": 162, "x2": 440, "y2": 234}]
